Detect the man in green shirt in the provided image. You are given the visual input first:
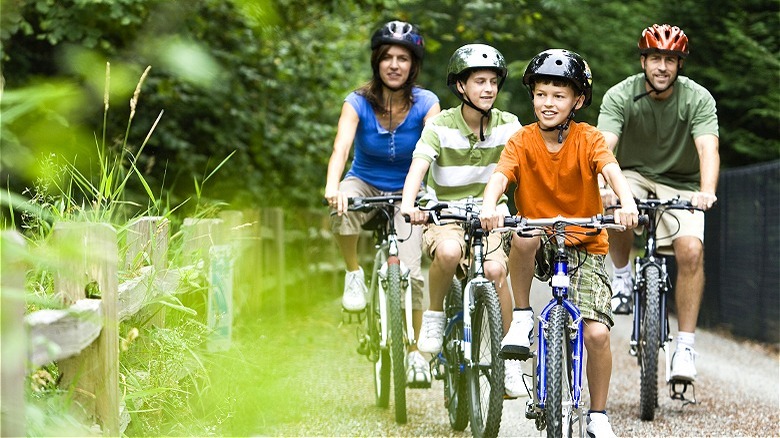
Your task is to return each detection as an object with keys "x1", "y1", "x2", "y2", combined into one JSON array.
[{"x1": 597, "y1": 24, "x2": 720, "y2": 383}]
